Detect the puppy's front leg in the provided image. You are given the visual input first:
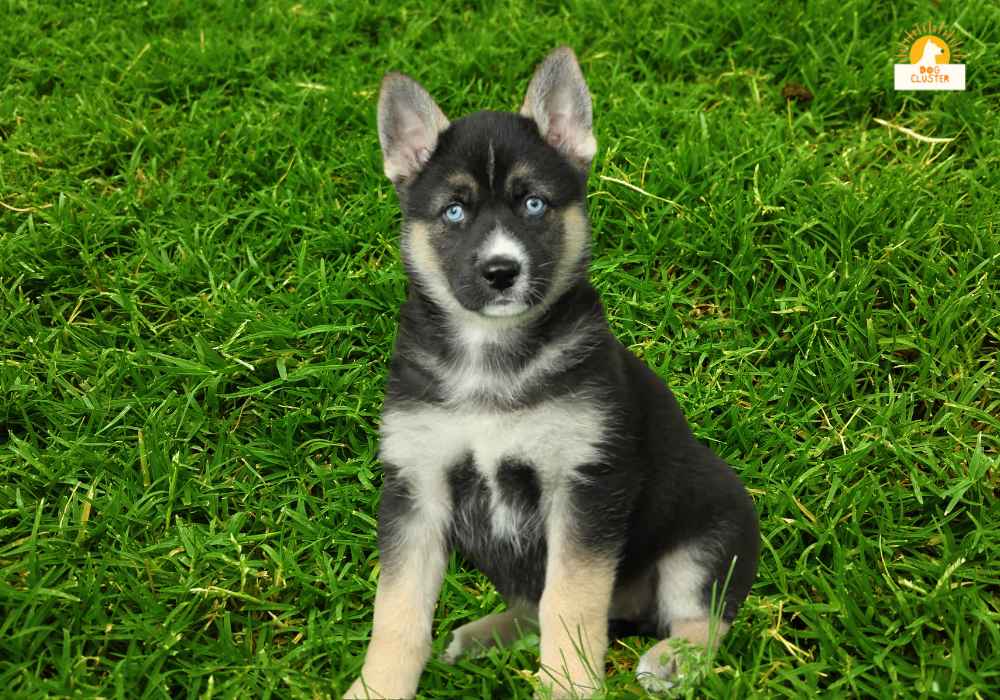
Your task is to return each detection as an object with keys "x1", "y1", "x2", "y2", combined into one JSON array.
[
  {"x1": 345, "y1": 468, "x2": 448, "y2": 700},
  {"x1": 537, "y1": 497, "x2": 618, "y2": 699}
]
